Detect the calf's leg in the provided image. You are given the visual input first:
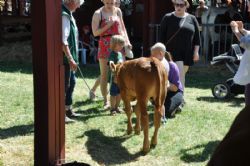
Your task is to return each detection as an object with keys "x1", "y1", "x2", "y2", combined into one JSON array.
[
  {"x1": 140, "y1": 100, "x2": 150, "y2": 153},
  {"x1": 134, "y1": 103, "x2": 141, "y2": 135},
  {"x1": 151, "y1": 105, "x2": 163, "y2": 147},
  {"x1": 124, "y1": 99, "x2": 133, "y2": 135}
]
